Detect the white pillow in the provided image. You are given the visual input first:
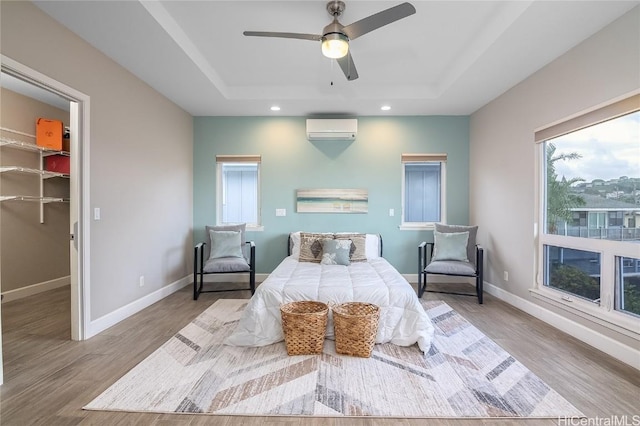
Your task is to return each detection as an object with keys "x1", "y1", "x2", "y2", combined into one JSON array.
[
  {"x1": 365, "y1": 234, "x2": 381, "y2": 259},
  {"x1": 289, "y1": 231, "x2": 301, "y2": 259}
]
